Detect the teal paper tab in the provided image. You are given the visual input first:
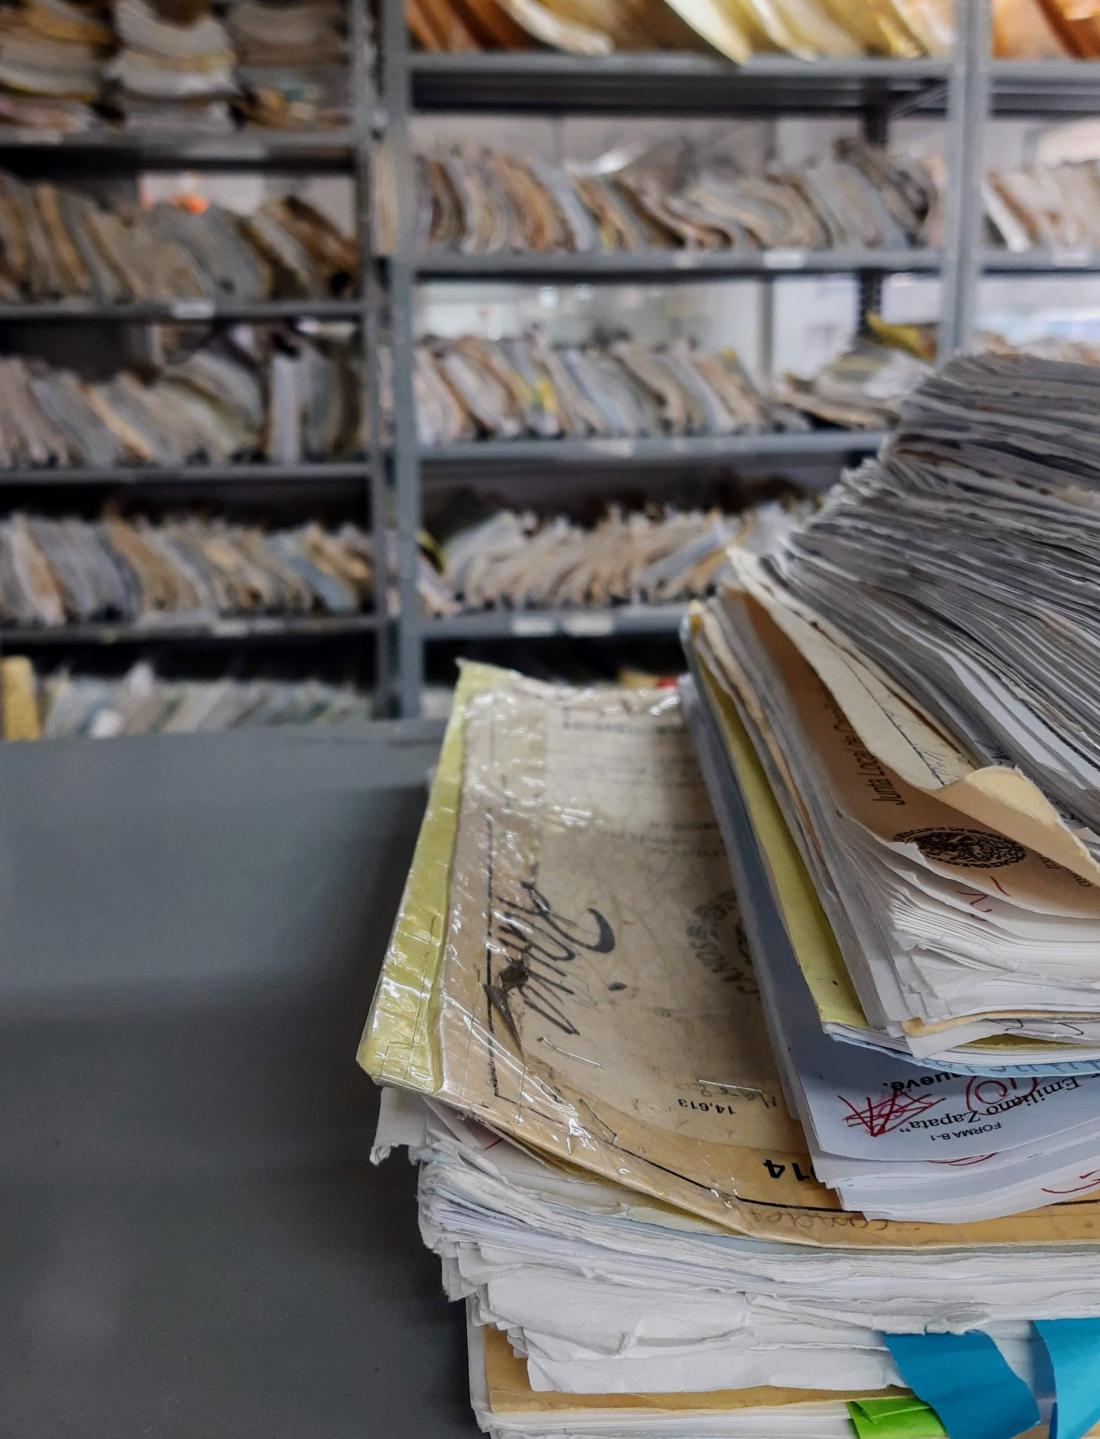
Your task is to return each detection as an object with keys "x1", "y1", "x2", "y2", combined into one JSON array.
[
  {"x1": 884, "y1": 1333, "x2": 1040, "y2": 1439},
  {"x1": 848, "y1": 1395, "x2": 948, "y2": 1439},
  {"x1": 1036, "y1": 1319, "x2": 1100, "y2": 1439}
]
